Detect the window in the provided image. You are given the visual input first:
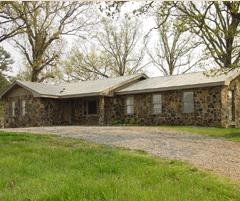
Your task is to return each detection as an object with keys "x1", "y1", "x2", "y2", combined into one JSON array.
[
  {"x1": 183, "y1": 92, "x2": 194, "y2": 113},
  {"x1": 228, "y1": 90, "x2": 235, "y2": 121},
  {"x1": 22, "y1": 100, "x2": 26, "y2": 116},
  {"x1": 84, "y1": 99, "x2": 98, "y2": 115},
  {"x1": 152, "y1": 94, "x2": 162, "y2": 114},
  {"x1": 12, "y1": 101, "x2": 15, "y2": 117},
  {"x1": 88, "y1": 100, "x2": 97, "y2": 115},
  {"x1": 126, "y1": 96, "x2": 134, "y2": 115}
]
